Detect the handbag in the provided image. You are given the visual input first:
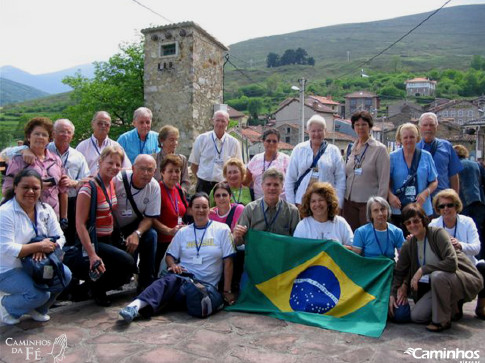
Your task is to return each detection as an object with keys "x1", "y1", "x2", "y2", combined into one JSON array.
[
  {"x1": 22, "y1": 235, "x2": 69, "y2": 289},
  {"x1": 179, "y1": 274, "x2": 224, "y2": 318},
  {"x1": 395, "y1": 148, "x2": 422, "y2": 208},
  {"x1": 63, "y1": 180, "x2": 98, "y2": 266},
  {"x1": 294, "y1": 142, "x2": 328, "y2": 193}
]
